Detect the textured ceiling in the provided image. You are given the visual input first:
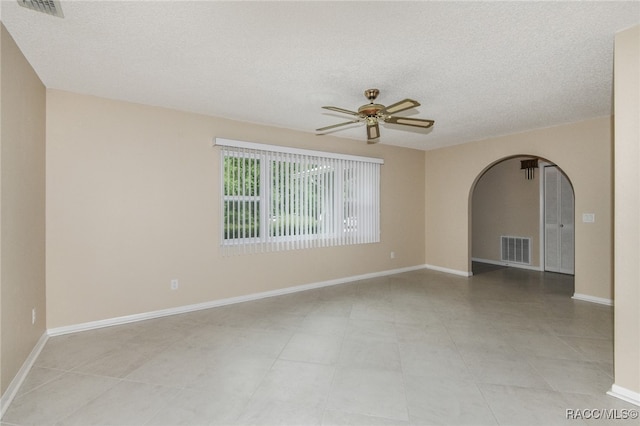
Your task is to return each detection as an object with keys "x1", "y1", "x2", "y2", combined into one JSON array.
[{"x1": 2, "y1": 1, "x2": 639, "y2": 150}]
